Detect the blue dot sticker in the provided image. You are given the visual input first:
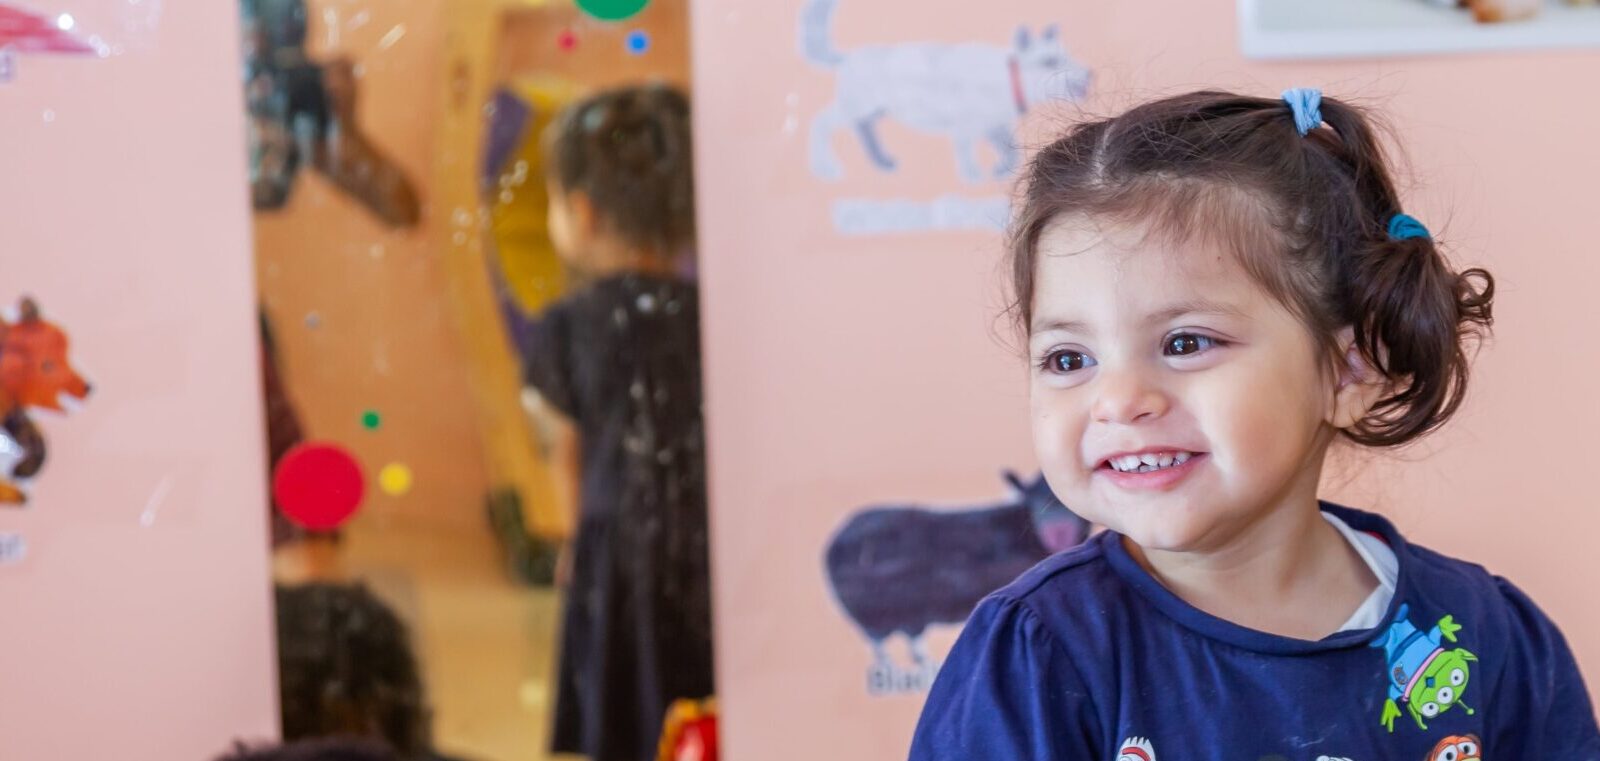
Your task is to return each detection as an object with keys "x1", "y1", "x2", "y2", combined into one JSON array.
[{"x1": 625, "y1": 29, "x2": 650, "y2": 55}]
